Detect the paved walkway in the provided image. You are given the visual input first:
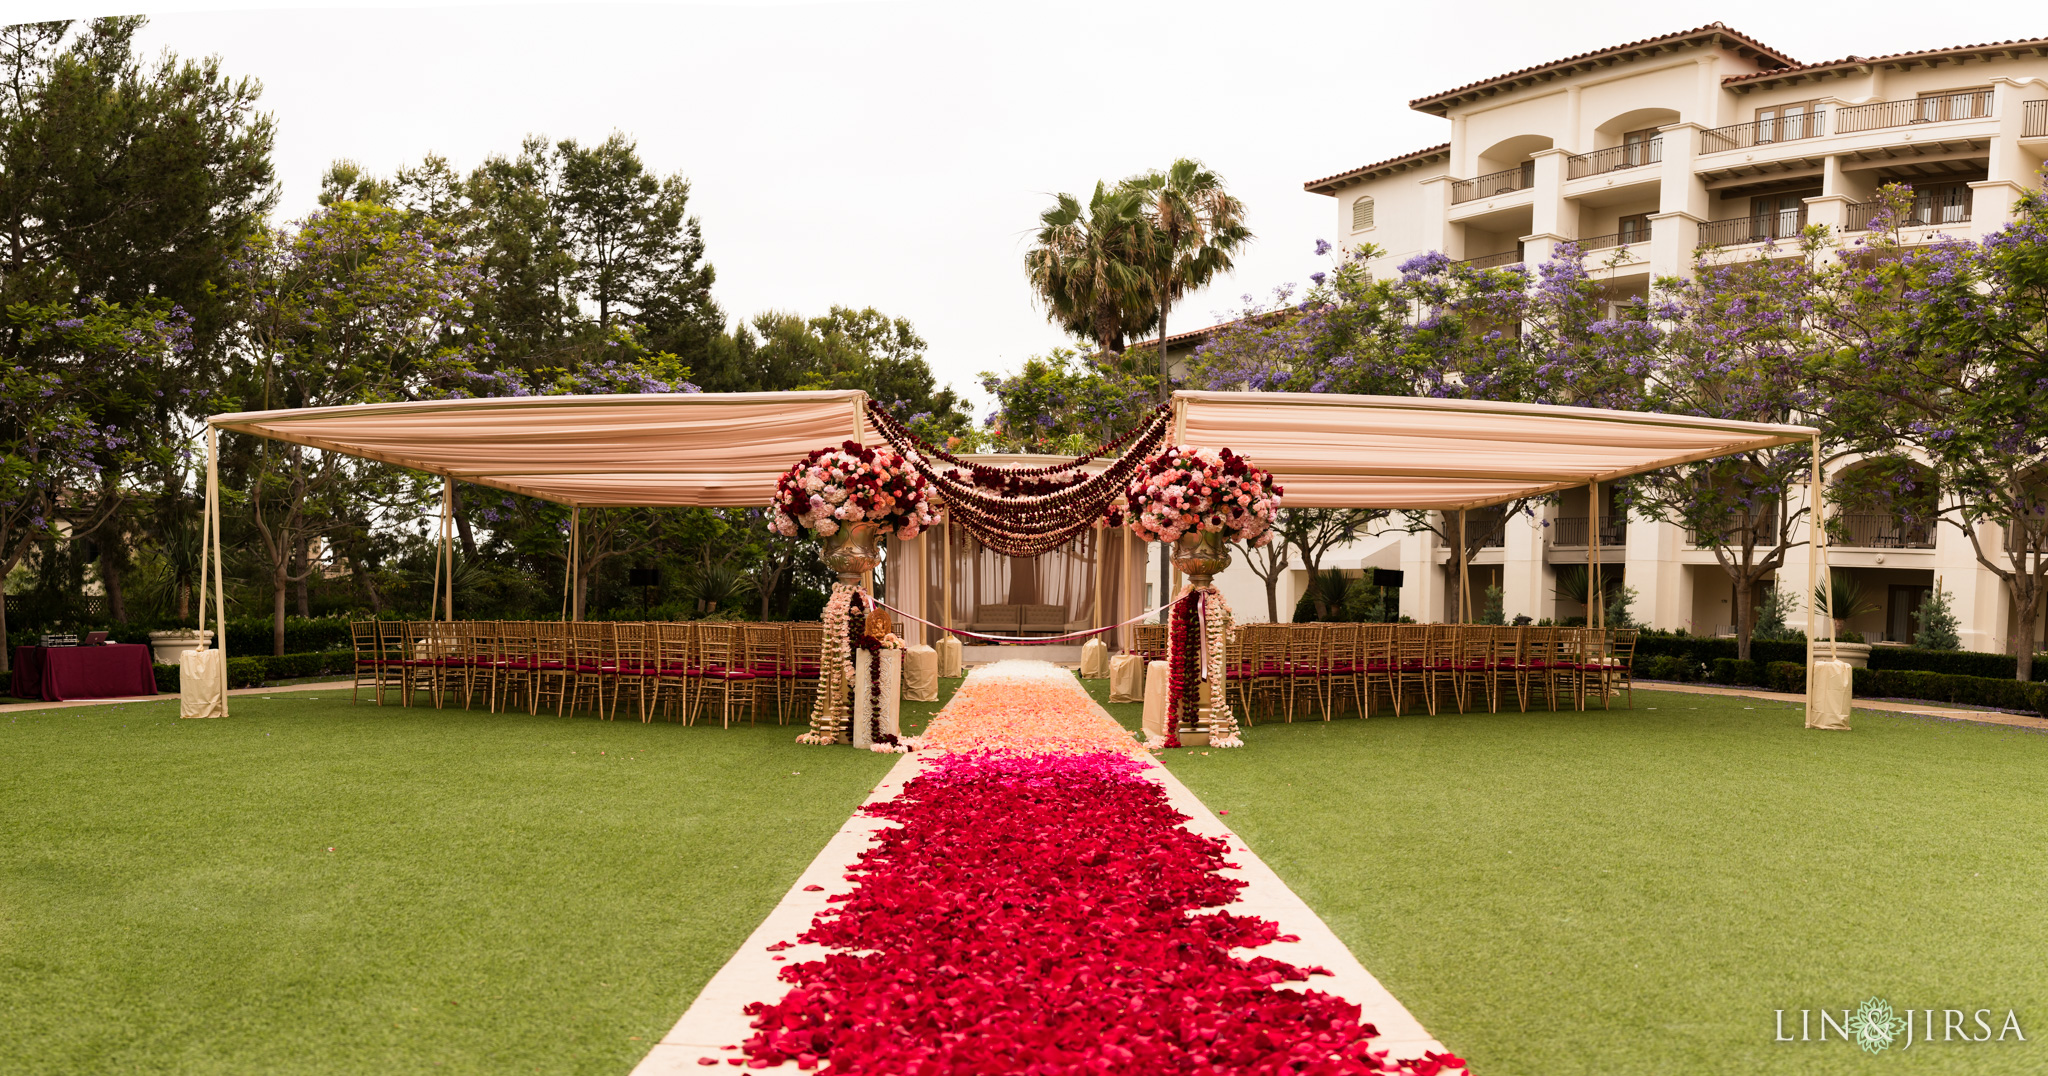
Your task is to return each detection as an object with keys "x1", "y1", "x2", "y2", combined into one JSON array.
[
  {"x1": 0, "y1": 677, "x2": 357, "y2": 713},
  {"x1": 634, "y1": 661, "x2": 1459, "y2": 1073},
  {"x1": 1639, "y1": 680, "x2": 2048, "y2": 732}
]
